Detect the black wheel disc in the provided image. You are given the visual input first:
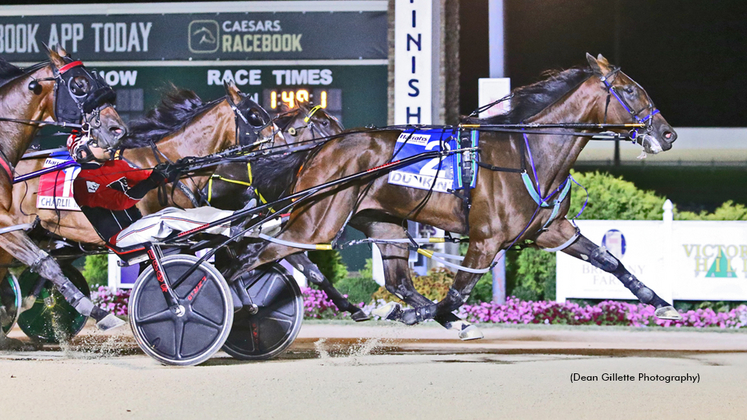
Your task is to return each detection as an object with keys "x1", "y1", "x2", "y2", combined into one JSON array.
[
  {"x1": 1, "y1": 273, "x2": 21, "y2": 335},
  {"x1": 17, "y1": 264, "x2": 90, "y2": 343},
  {"x1": 223, "y1": 263, "x2": 303, "y2": 360},
  {"x1": 129, "y1": 255, "x2": 233, "y2": 366}
]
